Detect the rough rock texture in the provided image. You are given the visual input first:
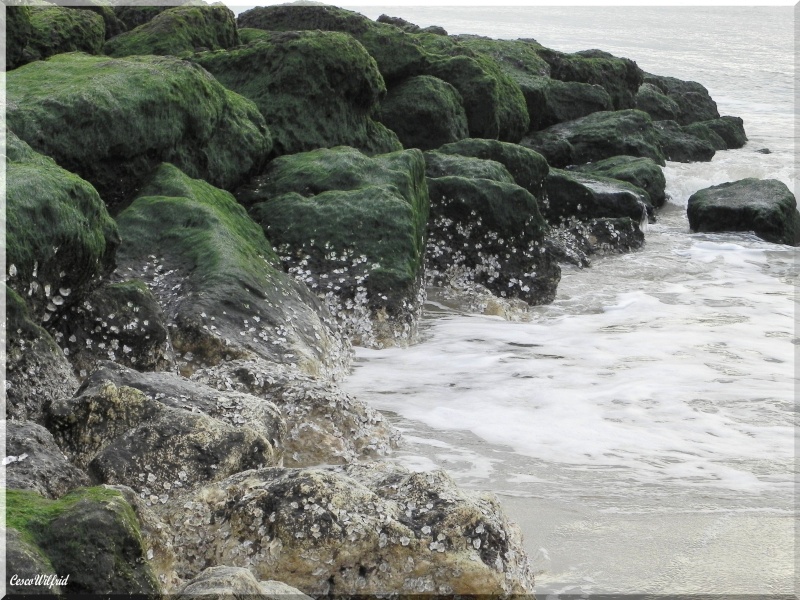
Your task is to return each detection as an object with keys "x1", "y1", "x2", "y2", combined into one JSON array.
[
  {"x1": 6, "y1": 130, "x2": 119, "y2": 325},
  {"x1": 6, "y1": 5, "x2": 33, "y2": 70},
  {"x1": 687, "y1": 178, "x2": 800, "y2": 246},
  {"x1": 81, "y1": 361, "x2": 286, "y2": 461},
  {"x1": 6, "y1": 287, "x2": 79, "y2": 425},
  {"x1": 55, "y1": 280, "x2": 176, "y2": 378},
  {"x1": 635, "y1": 82, "x2": 680, "y2": 121},
  {"x1": 104, "y1": 4, "x2": 238, "y2": 57},
  {"x1": 7, "y1": 52, "x2": 270, "y2": 211},
  {"x1": 536, "y1": 47, "x2": 643, "y2": 110},
  {"x1": 194, "y1": 30, "x2": 399, "y2": 158},
  {"x1": 696, "y1": 116, "x2": 747, "y2": 150},
  {"x1": 525, "y1": 77, "x2": 613, "y2": 131},
  {"x1": 521, "y1": 110, "x2": 666, "y2": 168},
  {"x1": 47, "y1": 378, "x2": 277, "y2": 501},
  {"x1": 378, "y1": 75, "x2": 469, "y2": 150},
  {"x1": 6, "y1": 487, "x2": 160, "y2": 595},
  {"x1": 544, "y1": 169, "x2": 652, "y2": 225},
  {"x1": 6, "y1": 528, "x2": 64, "y2": 595},
  {"x1": 424, "y1": 152, "x2": 515, "y2": 184},
  {"x1": 546, "y1": 218, "x2": 645, "y2": 268},
  {"x1": 682, "y1": 121, "x2": 728, "y2": 152},
  {"x1": 115, "y1": 163, "x2": 350, "y2": 380},
  {"x1": 571, "y1": 155, "x2": 667, "y2": 208},
  {"x1": 426, "y1": 174, "x2": 560, "y2": 305},
  {"x1": 65, "y1": 3, "x2": 127, "y2": 40},
  {"x1": 654, "y1": 120, "x2": 716, "y2": 163},
  {"x1": 192, "y1": 358, "x2": 400, "y2": 467},
  {"x1": 643, "y1": 72, "x2": 720, "y2": 125},
  {"x1": 178, "y1": 566, "x2": 312, "y2": 600},
  {"x1": 5, "y1": 420, "x2": 91, "y2": 499},
  {"x1": 23, "y1": 6, "x2": 105, "y2": 64},
  {"x1": 162, "y1": 463, "x2": 535, "y2": 595},
  {"x1": 435, "y1": 138, "x2": 550, "y2": 199},
  {"x1": 239, "y1": 148, "x2": 429, "y2": 349},
  {"x1": 112, "y1": 2, "x2": 184, "y2": 31},
  {"x1": 377, "y1": 14, "x2": 447, "y2": 36}
]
